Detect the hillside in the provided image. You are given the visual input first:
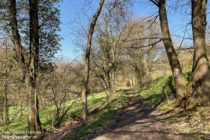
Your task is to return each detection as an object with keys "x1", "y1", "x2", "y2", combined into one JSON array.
[{"x1": 147, "y1": 49, "x2": 193, "y2": 80}]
